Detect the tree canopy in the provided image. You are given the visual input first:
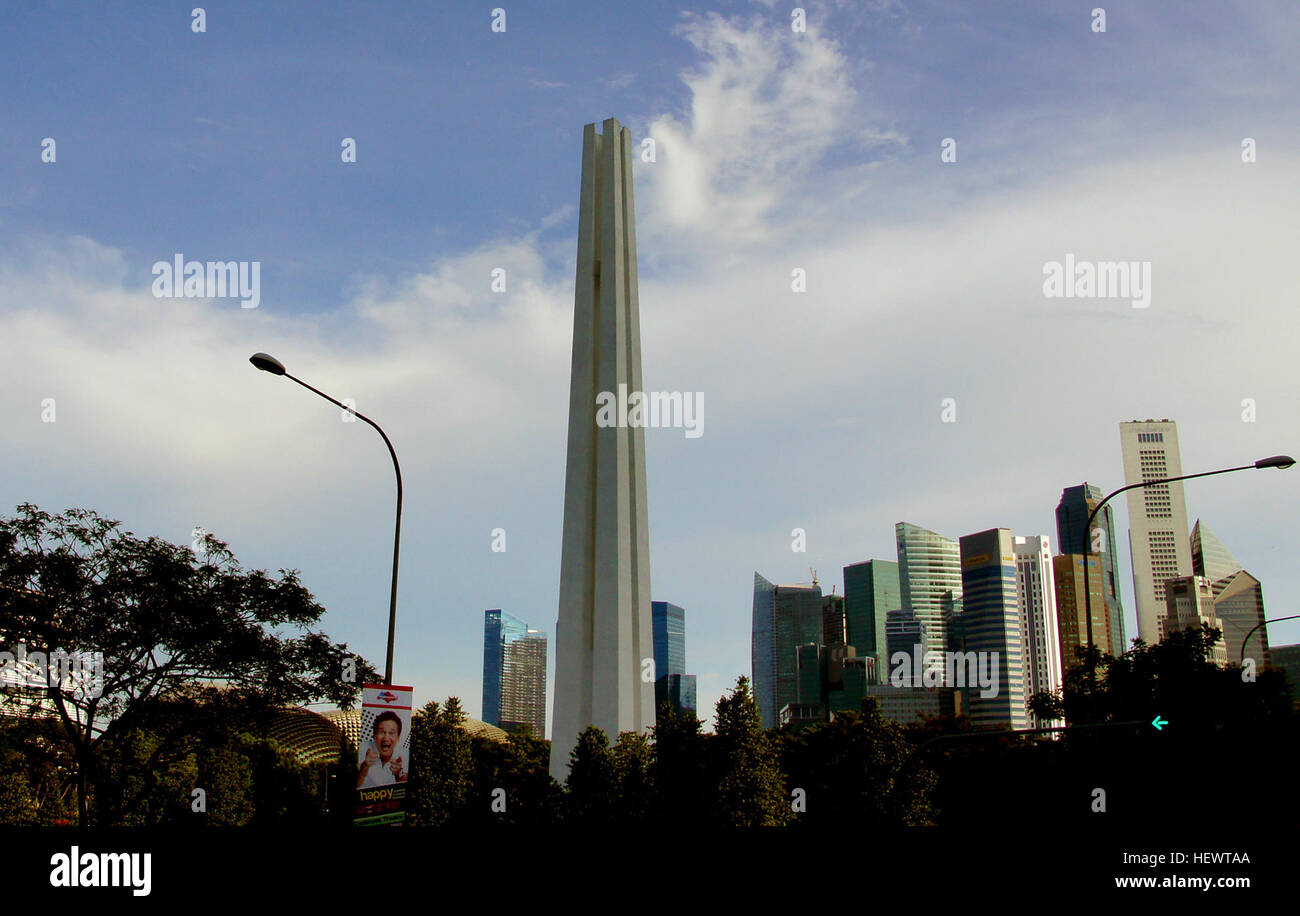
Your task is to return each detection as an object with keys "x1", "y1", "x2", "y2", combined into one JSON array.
[{"x1": 0, "y1": 503, "x2": 374, "y2": 824}]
